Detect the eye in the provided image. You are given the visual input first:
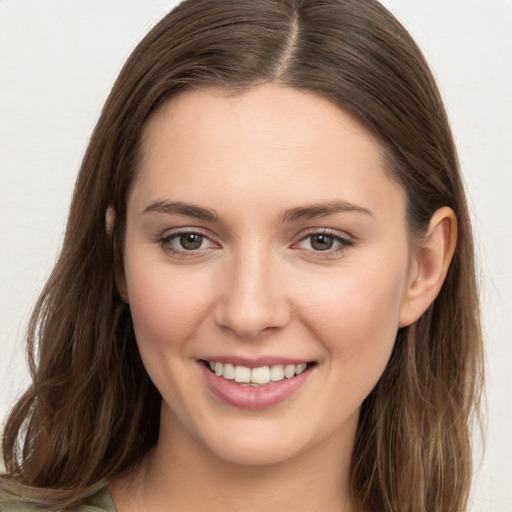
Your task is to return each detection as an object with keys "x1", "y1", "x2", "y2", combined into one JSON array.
[
  {"x1": 294, "y1": 230, "x2": 353, "y2": 254},
  {"x1": 176, "y1": 233, "x2": 206, "y2": 250},
  {"x1": 305, "y1": 233, "x2": 336, "y2": 251},
  {"x1": 158, "y1": 230, "x2": 218, "y2": 256}
]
